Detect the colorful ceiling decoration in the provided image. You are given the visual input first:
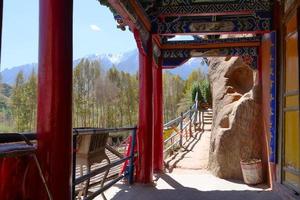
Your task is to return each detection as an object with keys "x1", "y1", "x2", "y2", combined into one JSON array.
[
  {"x1": 153, "y1": 14, "x2": 271, "y2": 34},
  {"x1": 141, "y1": 0, "x2": 272, "y2": 16},
  {"x1": 162, "y1": 36, "x2": 261, "y2": 45},
  {"x1": 101, "y1": 0, "x2": 273, "y2": 68},
  {"x1": 162, "y1": 47, "x2": 258, "y2": 69}
]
